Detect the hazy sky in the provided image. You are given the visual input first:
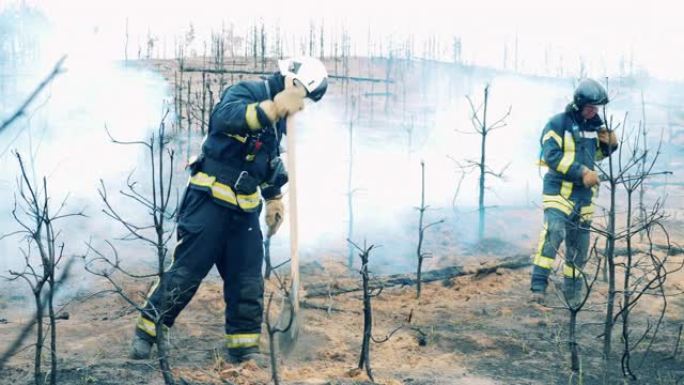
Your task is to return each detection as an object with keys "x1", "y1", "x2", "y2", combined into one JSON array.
[{"x1": 10, "y1": 0, "x2": 684, "y2": 80}]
